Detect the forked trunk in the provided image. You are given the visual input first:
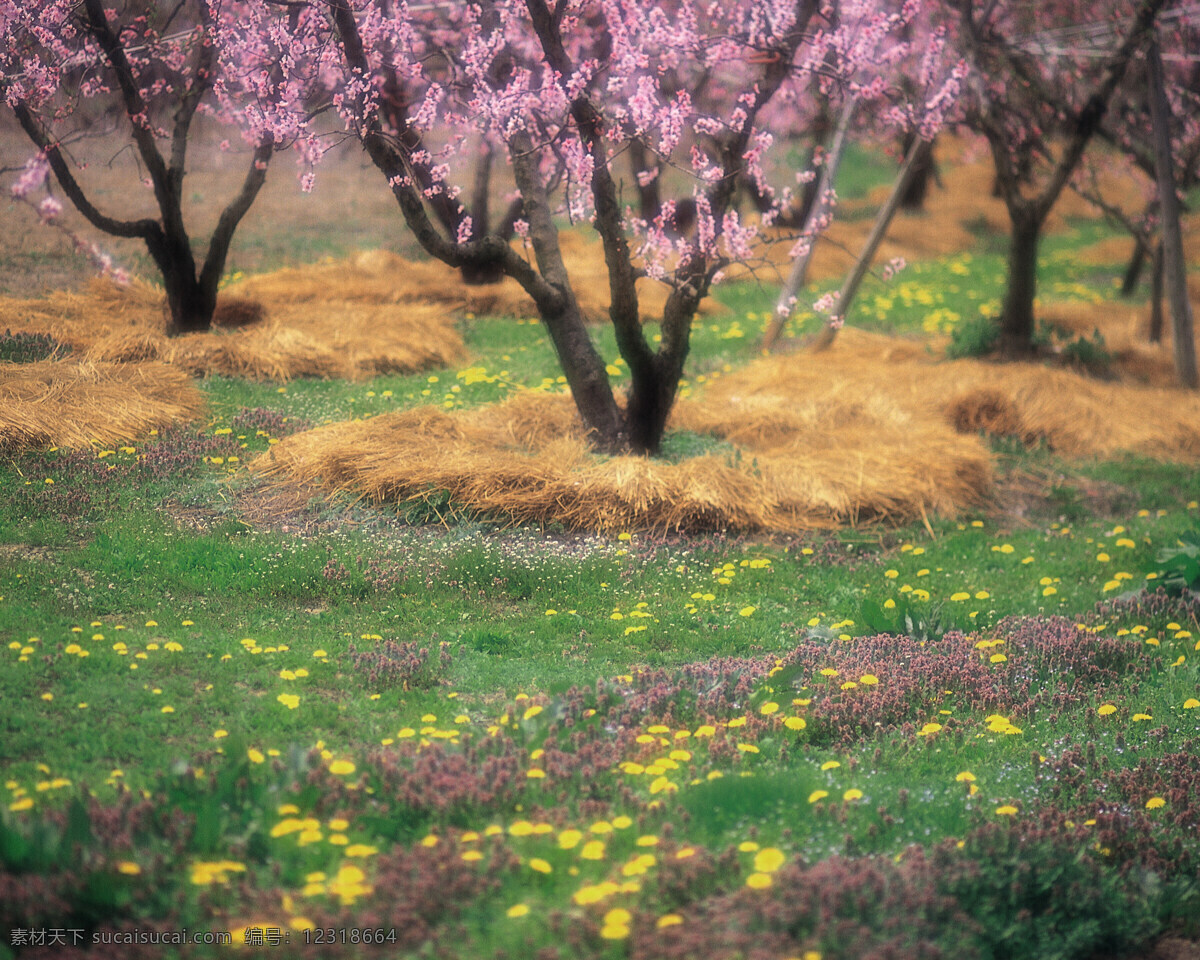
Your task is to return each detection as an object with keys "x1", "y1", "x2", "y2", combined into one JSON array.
[
  {"x1": 625, "y1": 354, "x2": 686, "y2": 456},
  {"x1": 163, "y1": 268, "x2": 217, "y2": 334},
  {"x1": 148, "y1": 231, "x2": 215, "y2": 335}
]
